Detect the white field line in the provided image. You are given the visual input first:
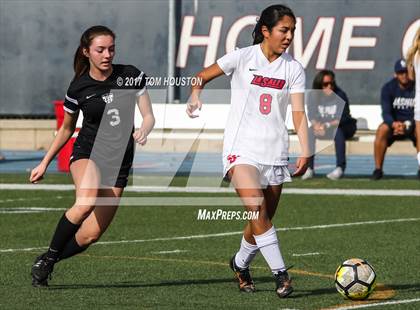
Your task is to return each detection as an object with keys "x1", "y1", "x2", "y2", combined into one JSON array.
[
  {"x1": 1, "y1": 195, "x2": 419, "y2": 208},
  {"x1": 292, "y1": 252, "x2": 321, "y2": 257},
  {"x1": 1, "y1": 217, "x2": 419, "y2": 254},
  {"x1": 329, "y1": 297, "x2": 420, "y2": 310},
  {"x1": 0, "y1": 184, "x2": 75, "y2": 191},
  {"x1": 1, "y1": 184, "x2": 420, "y2": 196},
  {"x1": 284, "y1": 188, "x2": 420, "y2": 196},
  {"x1": 0, "y1": 197, "x2": 42, "y2": 204},
  {"x1": 0, "y1": 195, "x2": 65, "y2": 204},
  {"x1": 0, "y1": 246, "x2": 48, "y2": 253},
  {"x1": 0, "y1": 207, "x2": 66, "y2": 214},
  {"x1": 151, "y1": 250, "x2": 188, "y2": 254}
]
